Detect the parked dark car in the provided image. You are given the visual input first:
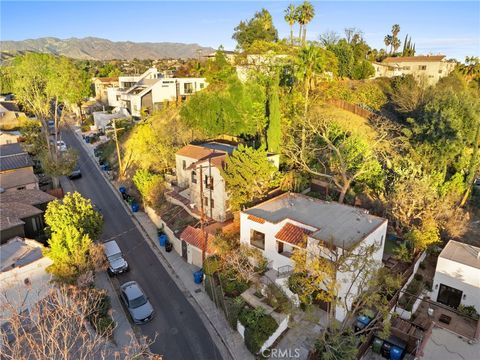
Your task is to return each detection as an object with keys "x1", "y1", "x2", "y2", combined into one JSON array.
[
  {"x1": 68, "y1": 166, "x2": 82, "y2": 179},
  {"x1": 120, "y1": 281, "x2": 154, "y2": 324}
]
